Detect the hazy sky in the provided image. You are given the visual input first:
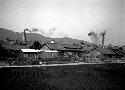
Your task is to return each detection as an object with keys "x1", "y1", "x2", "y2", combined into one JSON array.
[{"x1": 0, "y1": 0, "x2": 124, "y2": 45}]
